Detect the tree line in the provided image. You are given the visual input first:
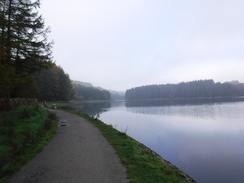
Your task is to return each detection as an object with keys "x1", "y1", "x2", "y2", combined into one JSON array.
[
  {"x1": 72, "y1": 83, "x2": 110, "y2": 101},
  {"x1": 125, "y1": 80, "x2": 244, "y2": 100},
  {"x1": 0, "y1": 0, "x2": 53, "y2": 99},
  {"x1": 33, "y1": 64, "x2": 73, "y2": 101},
  {"x1": 1, "y1": 0, "x2": 109, "y2": 102},
  {"x1": 0, "y1": 0, "x2": 76, "y2": 105}
]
